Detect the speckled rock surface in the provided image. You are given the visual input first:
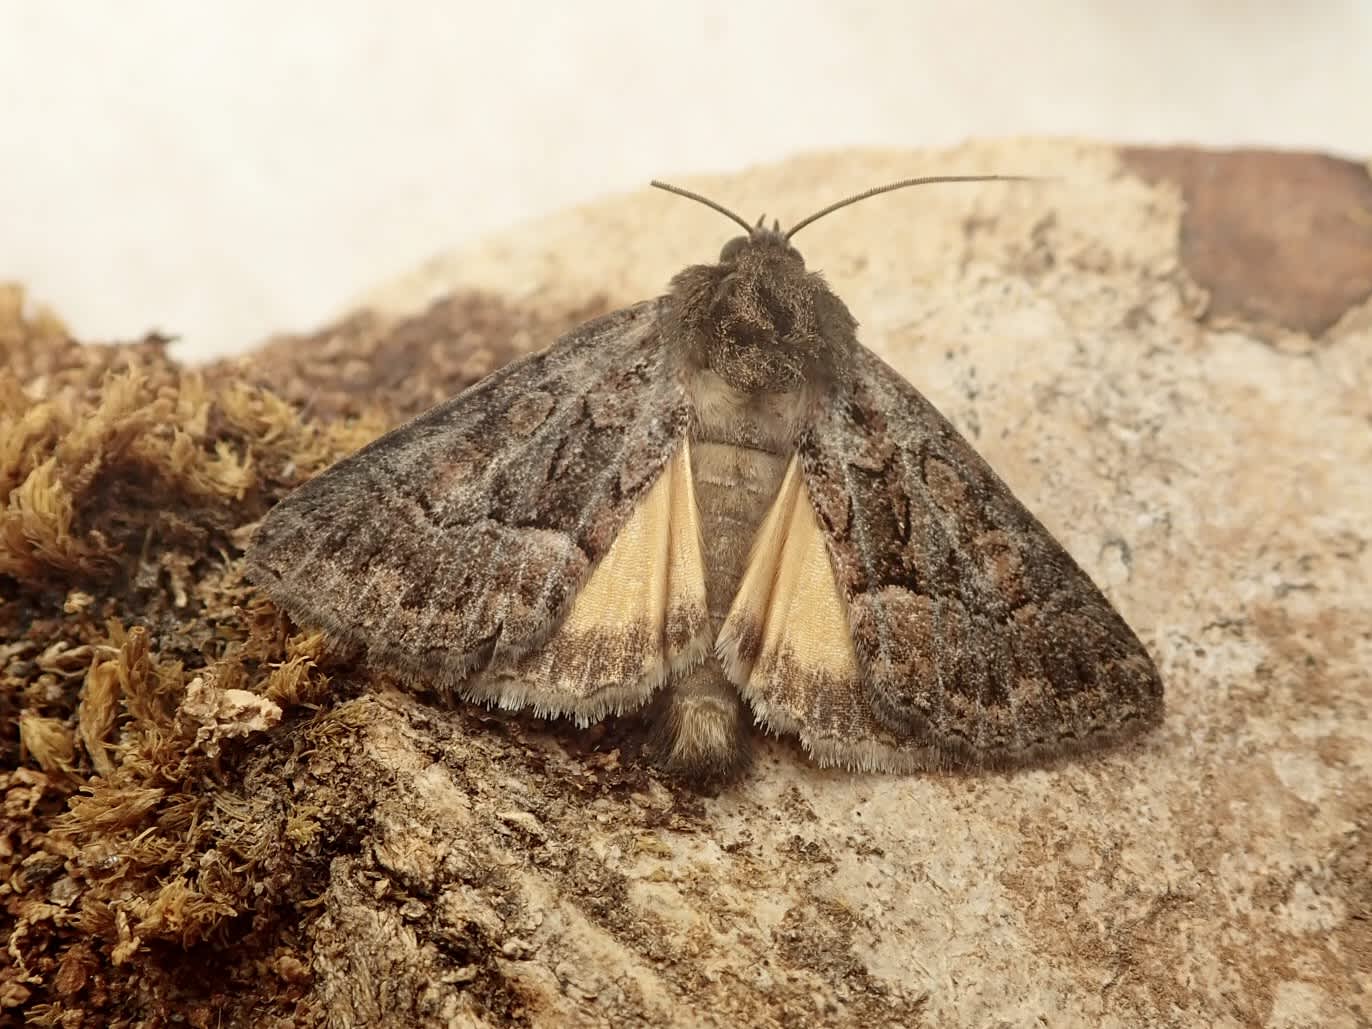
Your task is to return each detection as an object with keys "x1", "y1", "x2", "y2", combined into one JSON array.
[{"x1": 4, "y1": 140, "x2": 1368, "y2": 1028}]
